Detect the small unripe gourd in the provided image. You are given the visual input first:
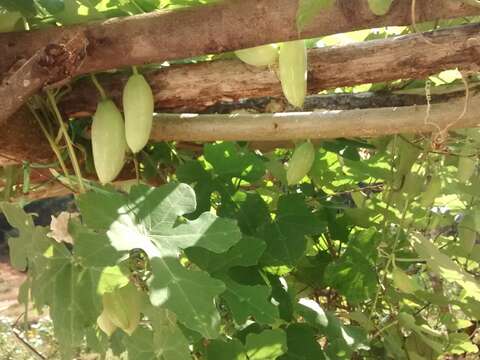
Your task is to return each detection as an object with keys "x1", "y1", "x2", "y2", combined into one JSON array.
[
  {"x1": 123, "y1": 73, "x2": 154, "y2": 153},
  {"x1": 235, "y1": 44, "x2": 278, "y2": 67},
  {"x1": 279, "y1": 40, "x2": 307, "y2": 108},
  {"x1": 287, "y1": 141, "x2": 315, "y2": 186},
  {"x1": 91, "y1": 99, "x2": 126, "y2": 184}
]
